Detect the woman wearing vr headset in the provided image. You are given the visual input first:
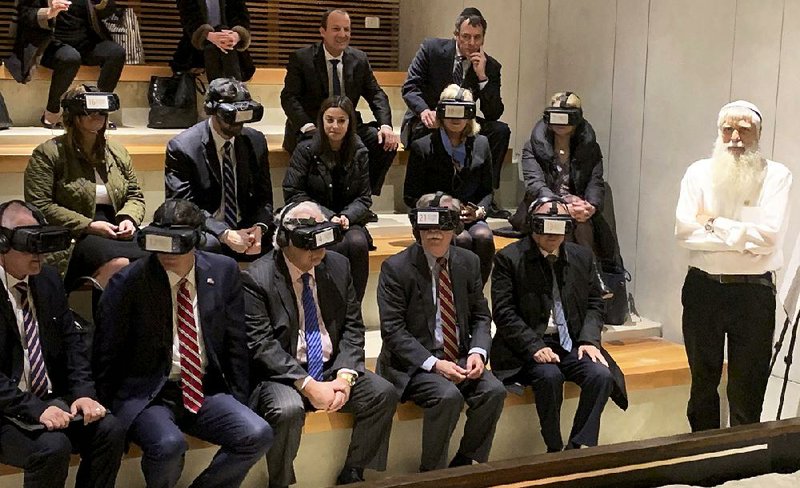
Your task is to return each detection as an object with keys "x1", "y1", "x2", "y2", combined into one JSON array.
[
  {"x1": 403, "y1": 84, "x2": 495, "y2": 284},
  {"x1": 283, "y1": 95, "x2": 372, "y2": 302},
  {"x1": 24, "y1": 85, "x2": 147, "y2": 290}
]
